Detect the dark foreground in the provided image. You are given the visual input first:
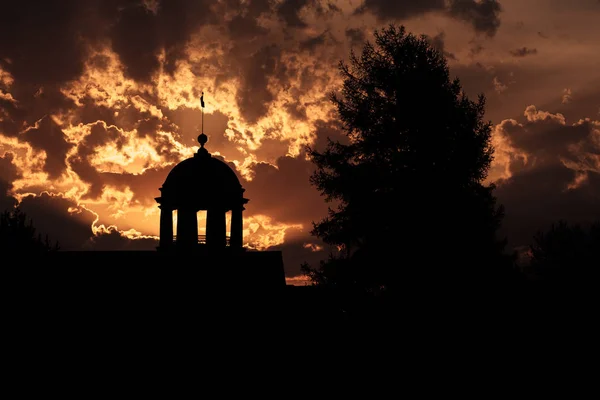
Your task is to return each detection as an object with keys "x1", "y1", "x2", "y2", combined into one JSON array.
[
  {"x1": 5, "y1": 251, "x2": 597, "y2": 327},
  {"x1": 3, "y1": 251, "x2": 598, "y2": 390}
]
